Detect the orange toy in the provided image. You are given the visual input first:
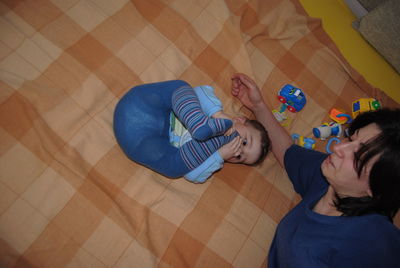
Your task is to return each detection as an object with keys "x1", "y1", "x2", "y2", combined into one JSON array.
[{"x1": 329, "y1": 108, "x2": 352, "y2": 124}]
